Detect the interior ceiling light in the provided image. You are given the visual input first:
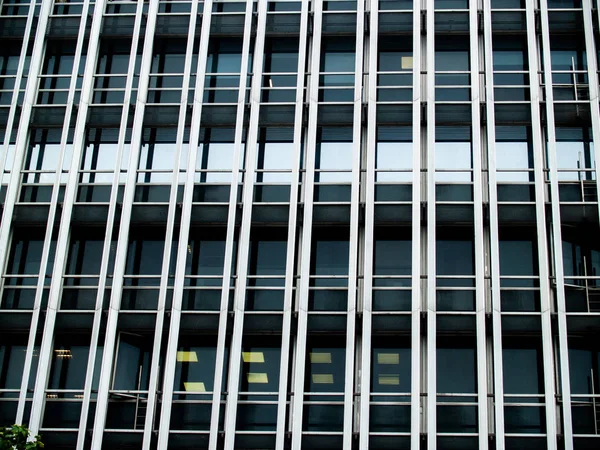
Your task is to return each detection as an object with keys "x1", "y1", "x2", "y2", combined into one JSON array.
[
  {"x1": 54, "y1": 349, "x2": 72, "y2": 359},
  {"x1": 176, "y1": 351, "x2": 198, "y2": 362},
  {"x1": 401, "y1": 56, "x2": 413, "y2": 70},
  {"x1": 247, "y1": 373, "x2": 269, "y2": 384},
  {"x1": 242, "y1": 352, "x2": 265, "y2": 363},
  {"x1": 310, "y1": 352, "x2": 332, "y2": 364},
  {"x1": 377, "y1": 353, "x2": 399, "y2": 365},
  {"x1": 184, "y1": 382, "x2": 206, "y2": 392},
  {"x1": 312, "y1": 374, "x2": 334, "y2": 384},
  {"x1": 379, "y1": 375, "x2": 400, "y2": 385}
]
